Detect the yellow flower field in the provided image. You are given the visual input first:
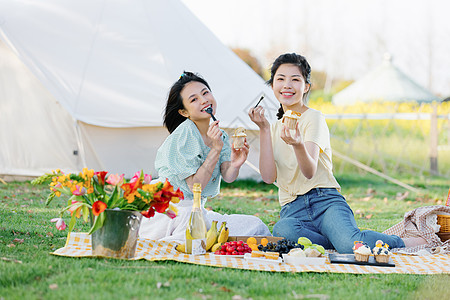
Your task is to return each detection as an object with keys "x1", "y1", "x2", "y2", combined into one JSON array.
[{"x1": 308, "y1": 100, "x2": 450, "y2": 177}]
